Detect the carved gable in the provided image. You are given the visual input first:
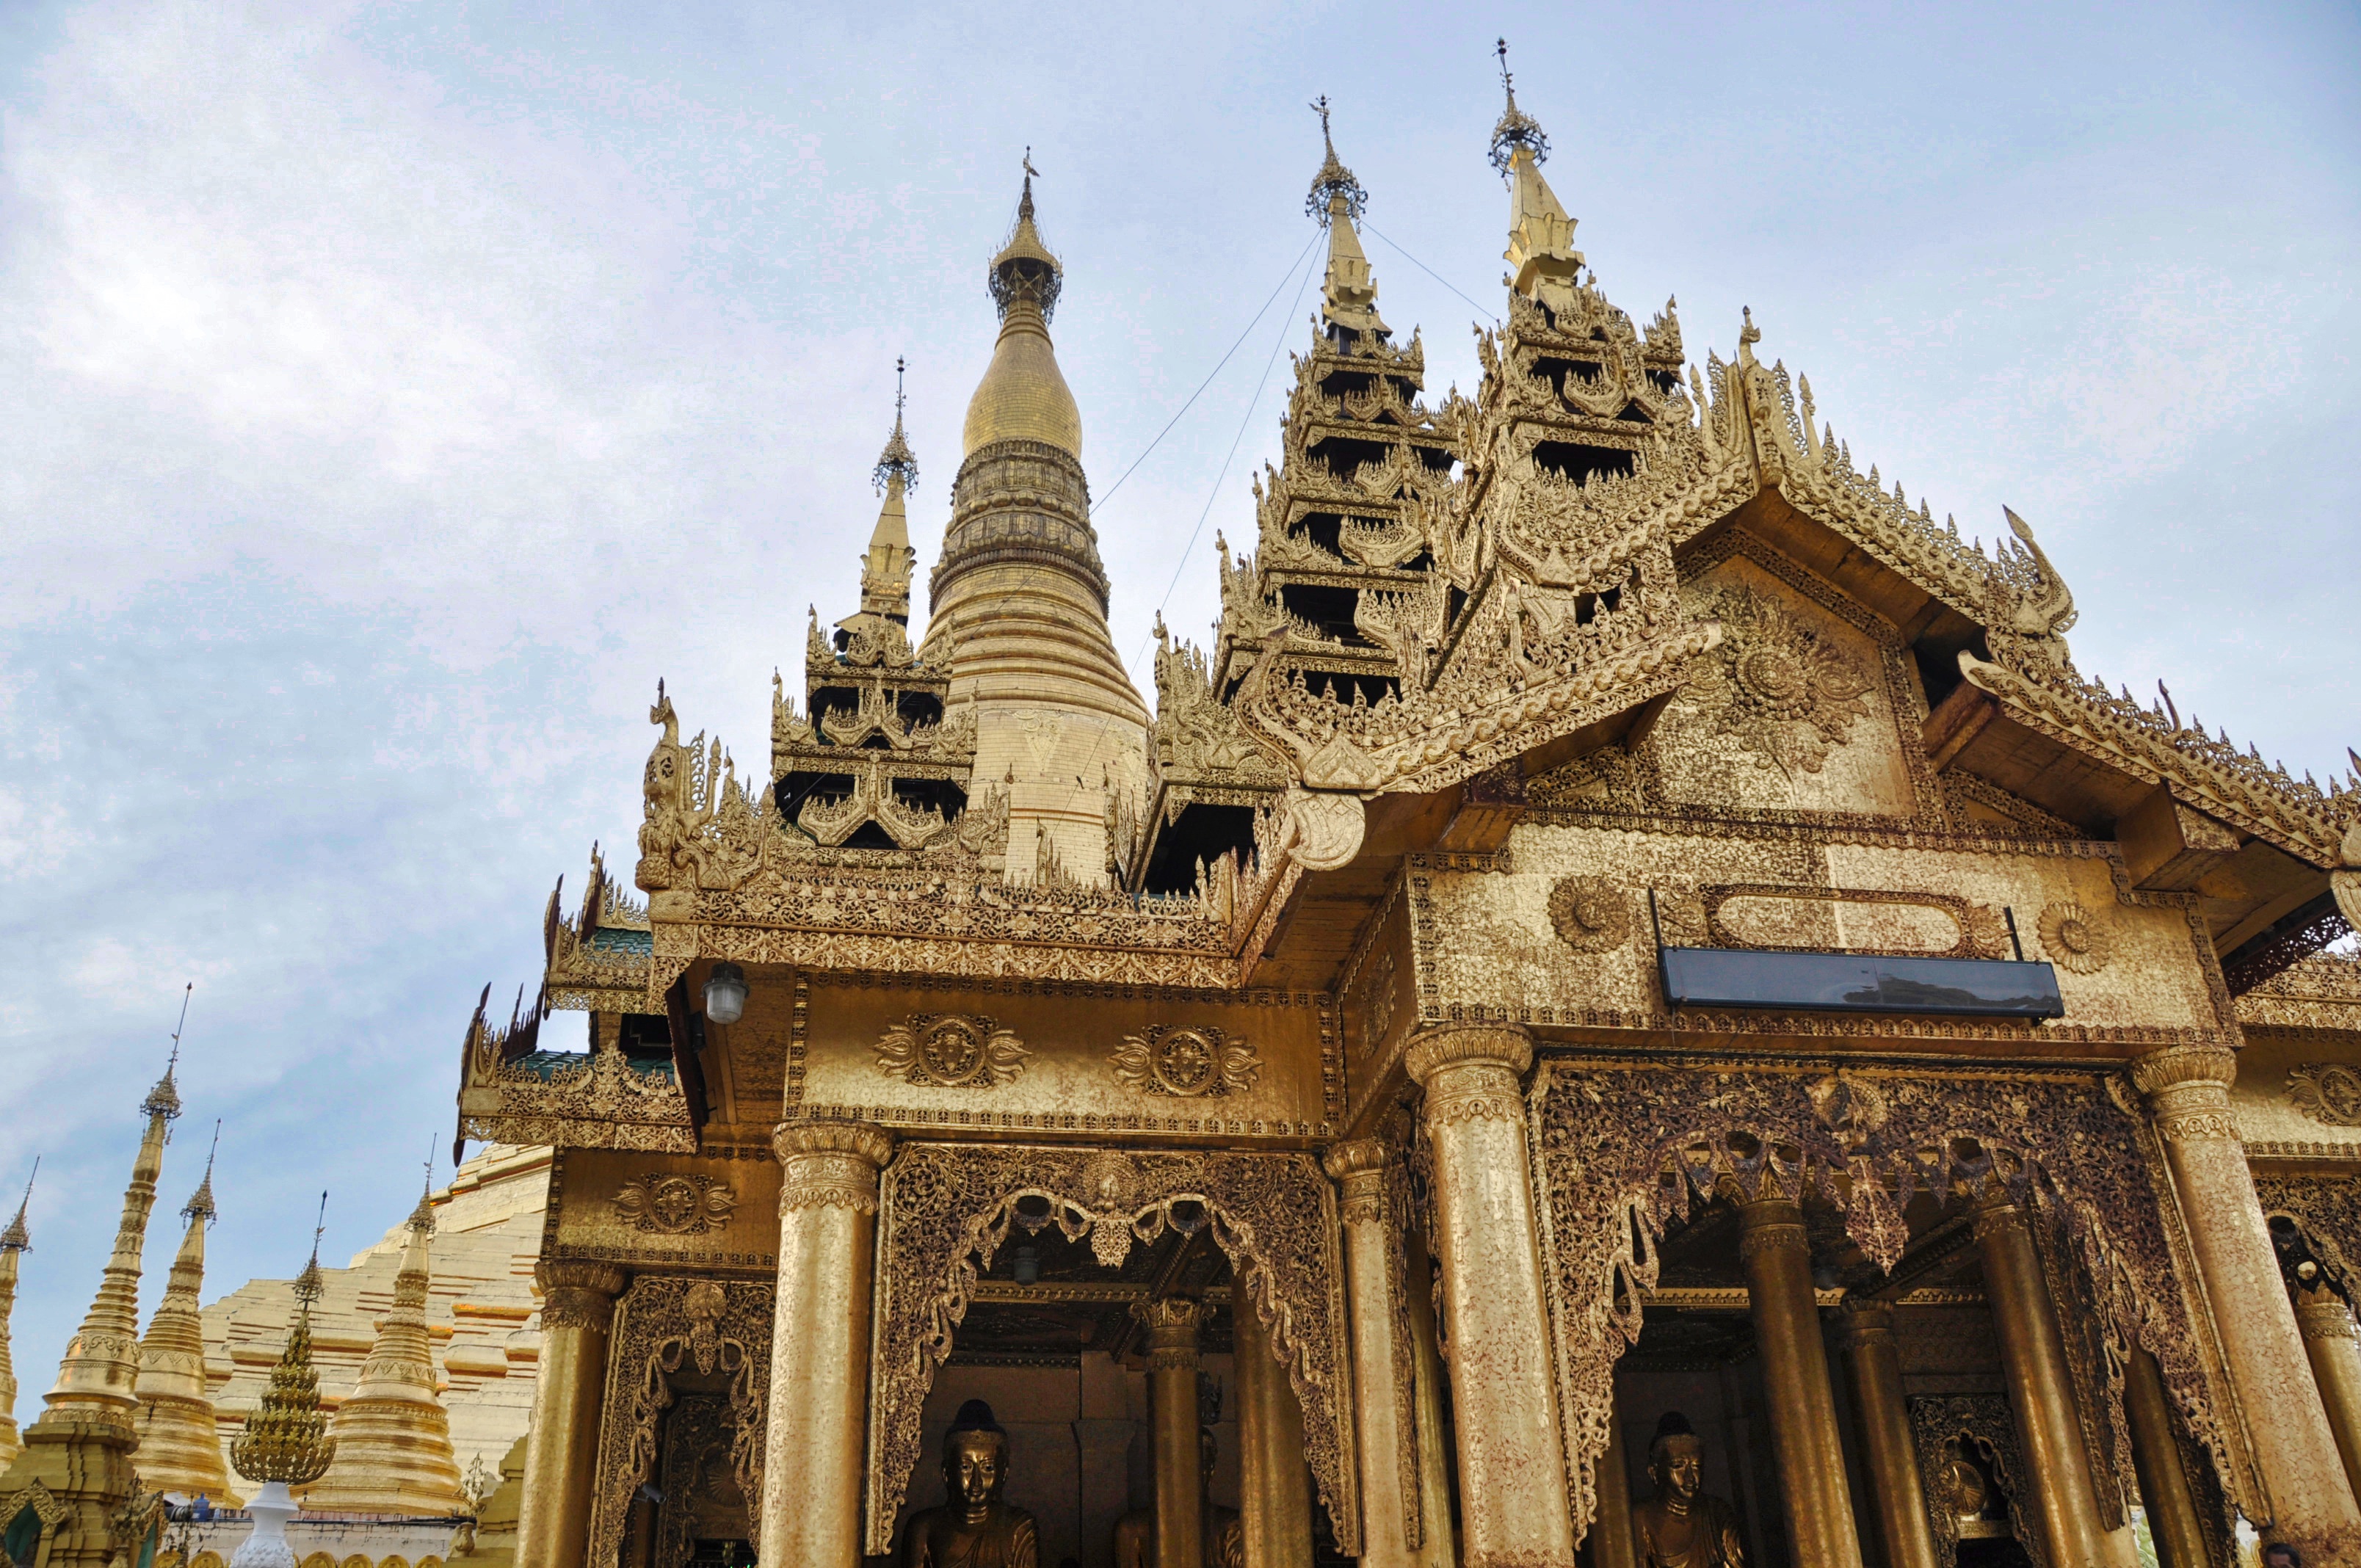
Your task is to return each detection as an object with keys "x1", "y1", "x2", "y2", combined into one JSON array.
[{"x1": 1642, "y1": 539, "x2": 1926, "y2": 821}]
